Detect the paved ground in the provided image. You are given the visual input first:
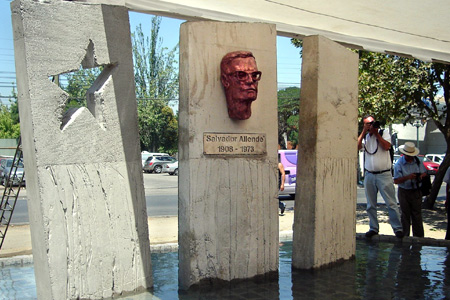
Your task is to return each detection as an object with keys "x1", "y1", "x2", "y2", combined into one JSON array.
[{"x1": 1, "y1": 201, "x2": 449, "y2": 258}]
